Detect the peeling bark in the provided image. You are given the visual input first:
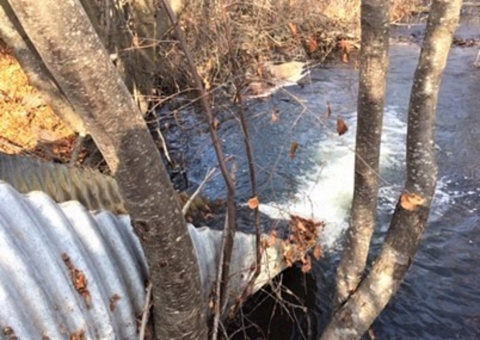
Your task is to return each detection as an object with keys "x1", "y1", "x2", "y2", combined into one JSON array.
[
  {"x1": 334, "y1": 0, "x2": 390, "y2": 310},
  {"x1": 7, "y1": 0, "x2": 208, "y2": 338},
  {"x1": 322, "y1": 0, "x2": 462, "y2": 339}
]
